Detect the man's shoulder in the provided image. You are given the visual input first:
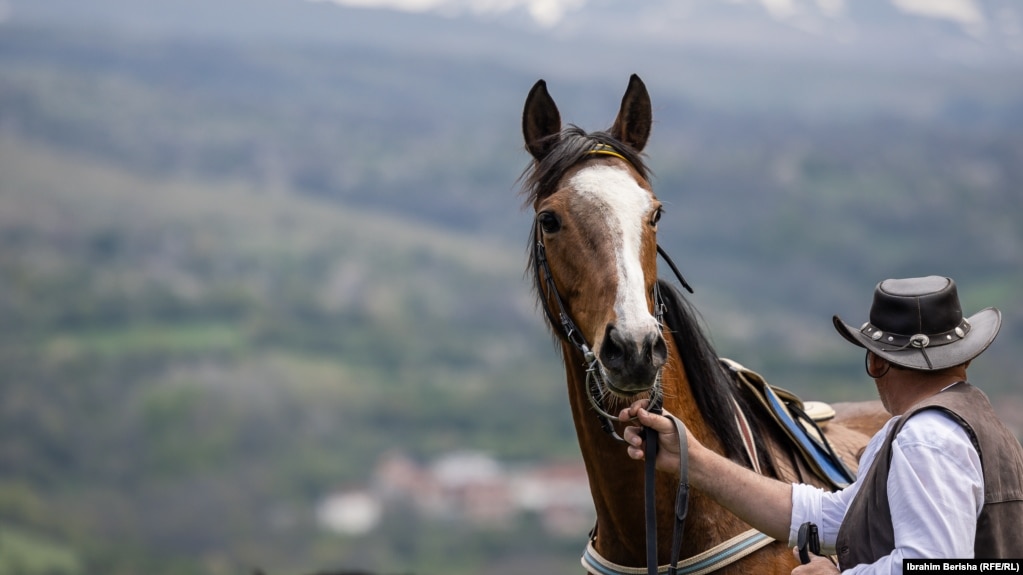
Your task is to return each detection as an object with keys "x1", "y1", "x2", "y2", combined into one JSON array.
[
  {"x1": 895, "y1": 410, "x2": 984, "y2": 484},
  {"x1": 898, "y1": 408, "x2": 974, "y2": 448}
]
